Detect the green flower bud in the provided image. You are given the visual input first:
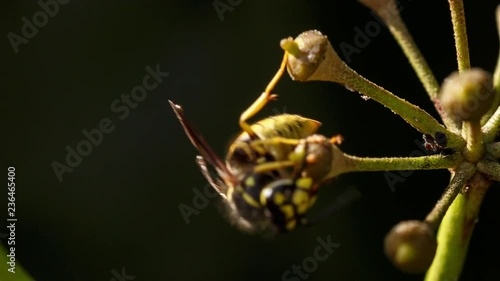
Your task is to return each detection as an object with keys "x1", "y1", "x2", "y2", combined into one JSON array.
[
  {"x1": 384, "y1": 220, "x2": 437, "y2": 273},
  {"x1": 280, "y1": 30, "x2": 352, "y2": 84},
  {"x1": 439, "y1": 68, "x2": 495, "y2": 123},
  {"x1": 280, "y1": 30, "x2": 329, "y2": 81}
]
